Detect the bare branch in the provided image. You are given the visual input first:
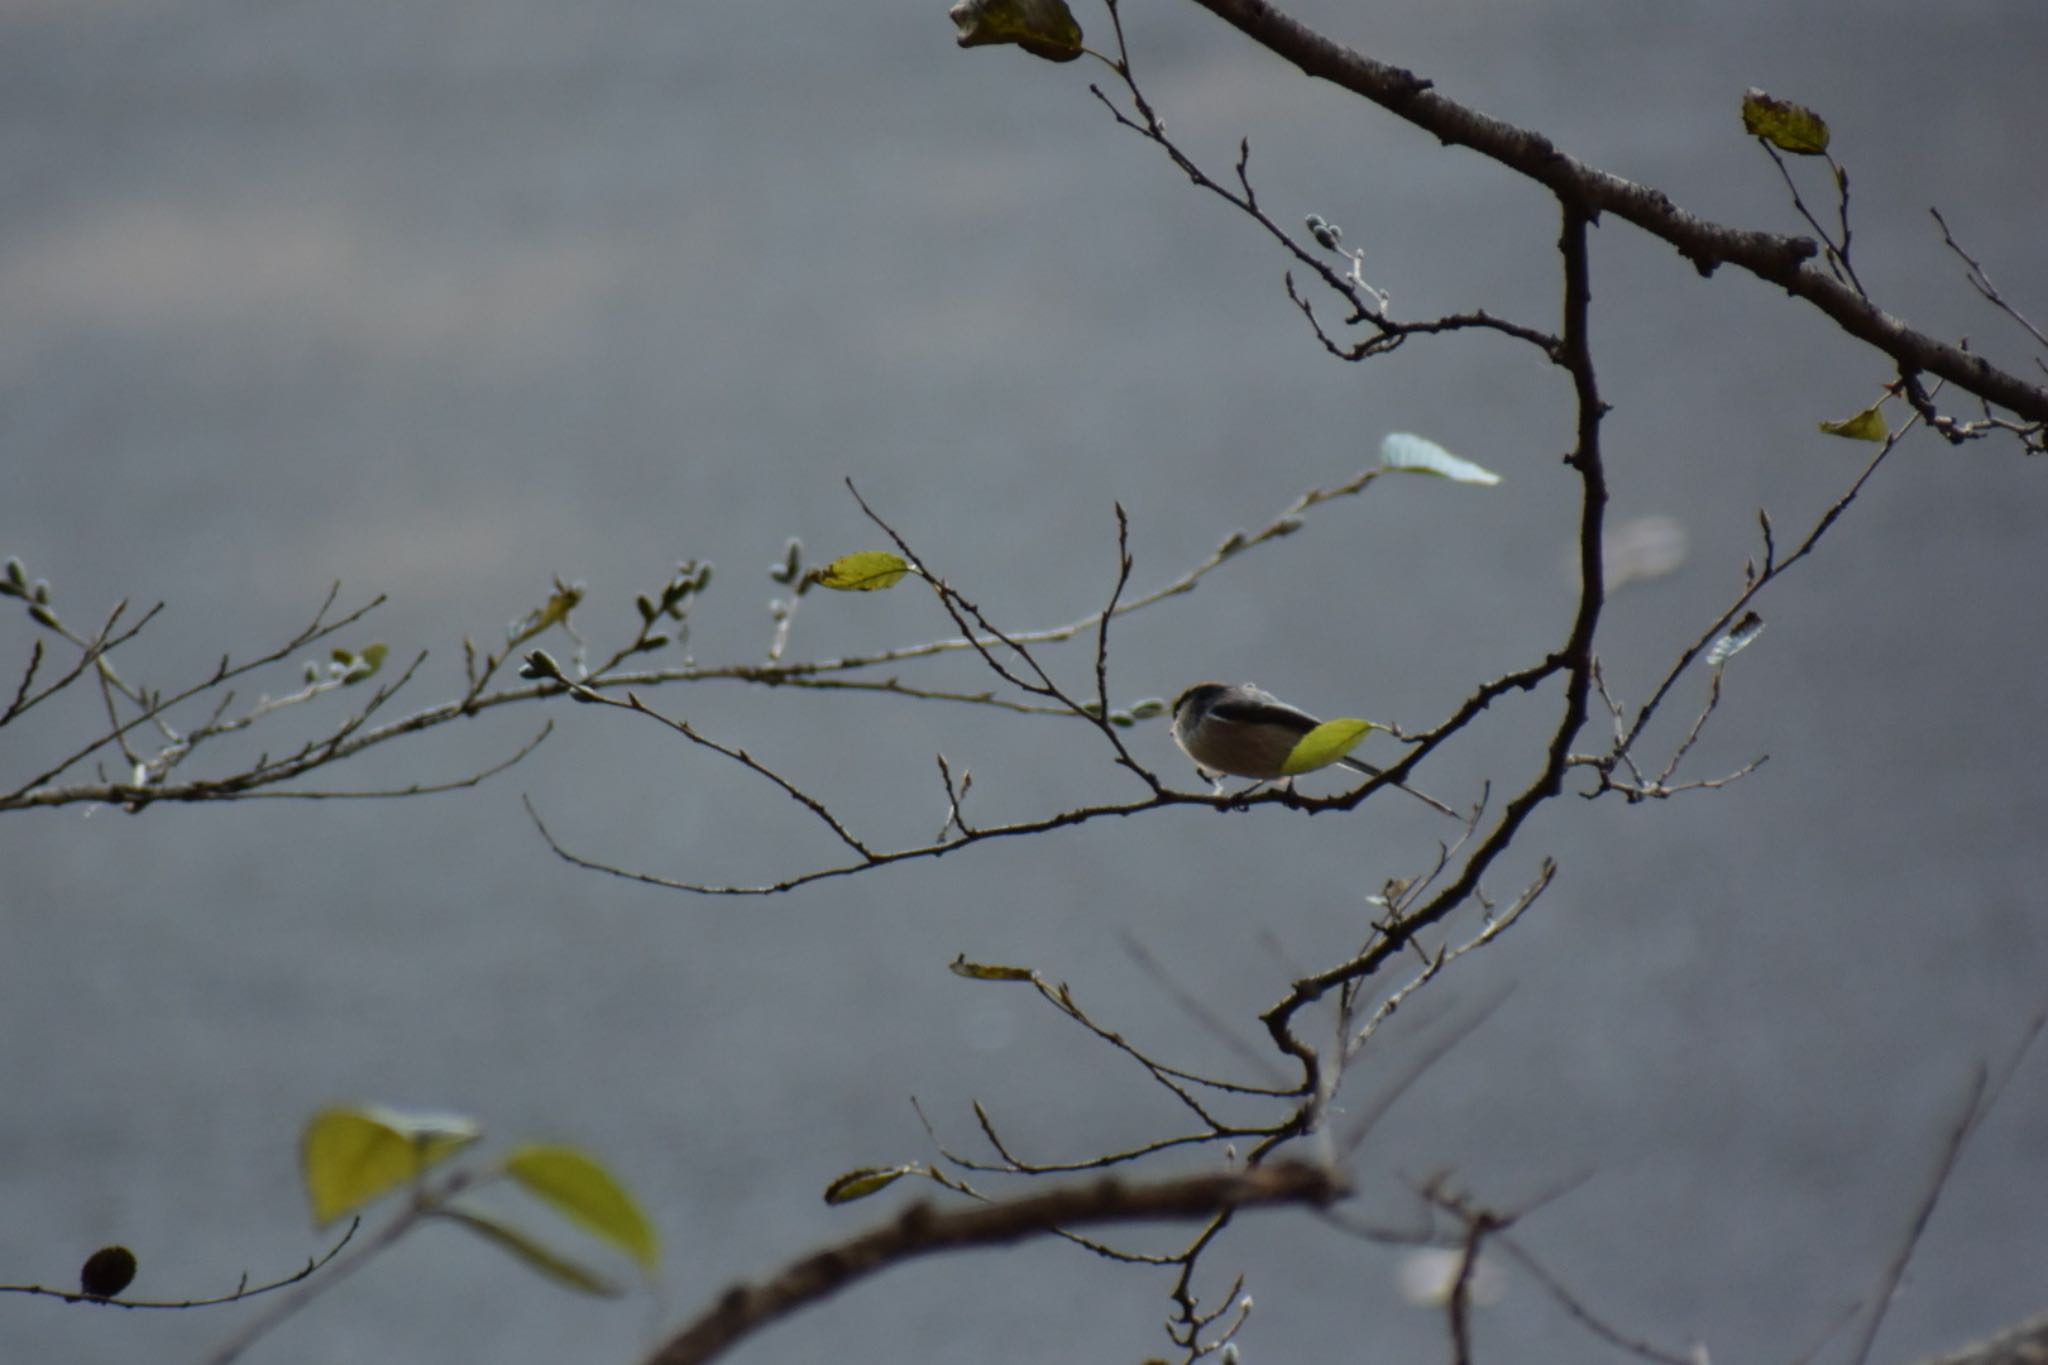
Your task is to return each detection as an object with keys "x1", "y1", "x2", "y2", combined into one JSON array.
[
  {"x1": 3, "y1": 588, "x2": 384, "y2": 807},
  {"x1": 1, "y1": 1218, "x2": 359, "y2": 1310},
  {"x1": 605, "y1": 685, "x2": 875, "y2": 859},
  {"x1": 526, "y1": 769, "x2": 1199, "y2": 895},
  {"x1": 1491, "y1": 1232, "x2": 1699, "y2": 1365},
  {"x1": 1090, "y1": 11, "x2": 1562, "y2": 366},
  {"x1": 0, "y1": 600, "x2": 163, "y2": 730},
  {"x1": 1846, "y1": 1065, "x2": 1988, "y2": 1365},
  {"x1": 9, "y1": 464, "x2": 1410, "y2": 819},
  {"x1": 1119, "y1": 930, "x2": 1292, "y2": 1089},
  {"x1": 1335, "y1": 986, "x2": 1516, "y2": 1163},
  {"x1": 641, "y1": 1162, "x2": 1345, "y2": 1365},
  {"x1": 1761, "y1": 144, "x2": 1864, "y2": 297},
  {"x1": 1446, "y1": 1204, "x2": 1499, "y2": 1365},
  {"x1": 1930, "y1": 207, "x2": 2048, "y2": 353},
  {"x1": 957, "y1": 1099, "x2": 1244, "y2": 1177},
  {"x1": 205, "y1": 723, "x2": 553, "y2": 801},
  {"x1": 1907, "y1": 1315, "x2": 2048, "y2": 1365},
  {"x1": 1176, "y1": 0, "x2": 2048, "y2": 426},
  {"x1": 1605, "y1": 411, "x2": 1912, "y2": 781},
  {"x1": 1849, "y1": 1013, "x2": 2046, "y2": 1365},
  {"x1": 1261, "y1": 202, "x2": 1611, "y2": 1065},
  {"x1": 0, "y1": 636, "x2": 43, "y2": 724}
]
